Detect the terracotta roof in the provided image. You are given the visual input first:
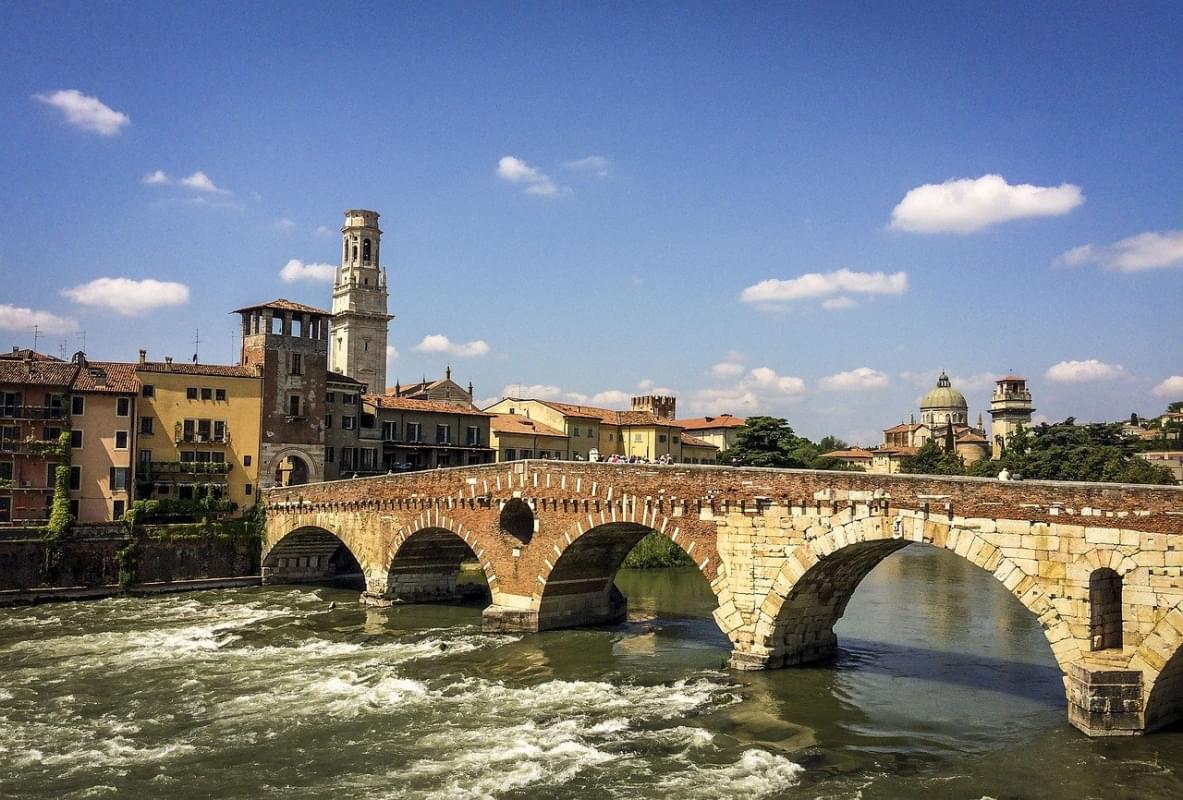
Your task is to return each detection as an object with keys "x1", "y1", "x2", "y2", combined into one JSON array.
[
  {"x1": 0, "y1": 348, "x2": 63, "y2": 362},
  {"x1": 874, "y1": 446, "x2": 920, "y2": 456},
  {"x1": 231, "y1": 298, "x2": 330, "y2": 315},
  {"x1": 883, "y1": 422, "x2": 926, "y2": 434},
  {"x1": 823, "y1": 447, "x2": 874, "y2": 459},
  {"x1": 0, "y1": 359, "x2": 78, "y2": 387},
  {"x1": 538, "y1": 400, "x2": 683, "y2": 428},
  {"x1": 955, "y1": 430, "x2": 989, "y2": 444},
  {"x1": 997, "y1": 374, "x2": 1027, "y2": 382},
  {"x1": 679, "y1": 432, "x2": 716, "y2": 448},
  {"x1": 366, "y1": 395, "x2": 491, "y2": 416},
  {"x1": 531, "y1": 400, "x2": 606, "y2": 421},
  {"x1": 72, "y1": 362, "x2": 139, "y2": 393},
  {"x1": 327, "y1": 371, "x2": 364, "y2": 386},
  {"x1": 490, "y1": 414, "x2": 567, "y2": 437},
  {"x1": 136, "y1": 361, "x2": 257, "y2": 378},
  {"x1": 676, "y1": 414, "x2": 746, "y2": 430}
]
